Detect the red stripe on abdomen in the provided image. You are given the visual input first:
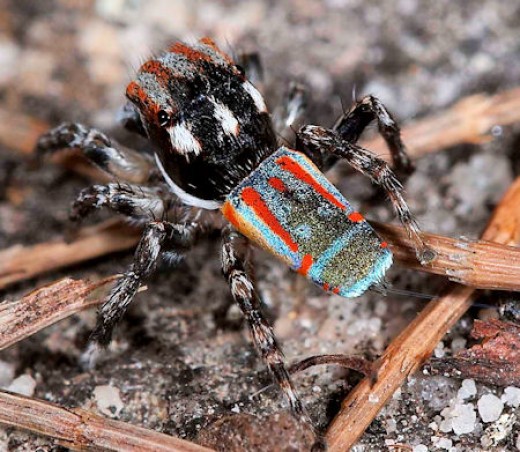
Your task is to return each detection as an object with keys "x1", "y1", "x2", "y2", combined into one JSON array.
[
  {"x1": 275, "y1": 155, "x2": 346, "y2": 210},
  {"x1": 298, "y1": 254, "x2": 313, "y2": 276},
  {"x1": 241, "y1": 187, "x2": 299, "y2": 252}
]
